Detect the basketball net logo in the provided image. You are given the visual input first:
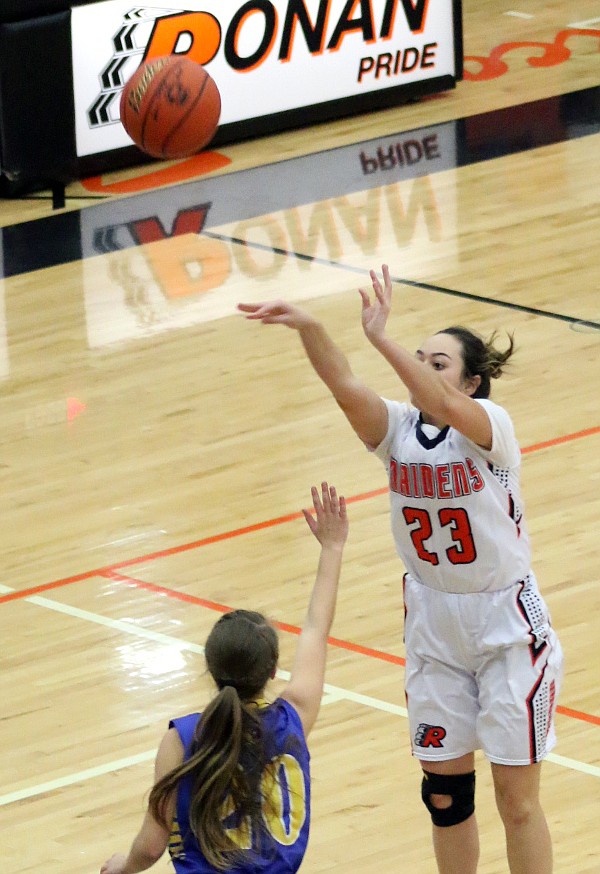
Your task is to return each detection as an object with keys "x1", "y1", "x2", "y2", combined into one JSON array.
[{"x1": 87, "y1": 0, "x2": 433, "y2": 129}]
